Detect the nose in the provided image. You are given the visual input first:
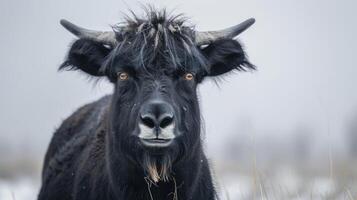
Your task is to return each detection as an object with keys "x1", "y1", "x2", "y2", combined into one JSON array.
[{"x1": 140, "y1": 101, "x2": 174, "y2": 129}]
